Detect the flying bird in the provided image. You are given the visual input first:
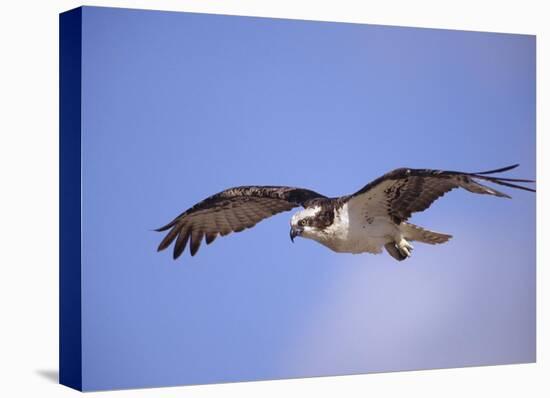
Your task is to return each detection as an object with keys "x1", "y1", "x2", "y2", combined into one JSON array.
[{"x1": 156, "y1": 164, "x2": 535, "y2": 261}]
